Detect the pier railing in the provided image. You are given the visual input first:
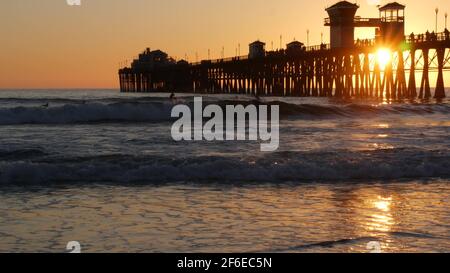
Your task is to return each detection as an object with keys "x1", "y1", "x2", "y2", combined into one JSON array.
[
  {"x1": 406, "y1": 31, "x2": 450, "y2": 43},
  {"x1": 324, "y1": 17, "x2": 381, "y2": 27}
]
